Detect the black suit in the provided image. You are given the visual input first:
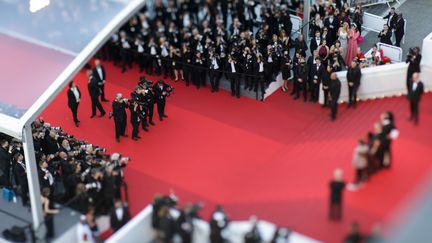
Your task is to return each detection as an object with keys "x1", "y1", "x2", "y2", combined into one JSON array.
[
  {"x1": 112, "y1": 100, "x2": 128, "y2": 139},
  {"x1": 383, "y1": 13, "x2": 397, "y2": 30},
  {"x1": 394, "y1": 17, "x2": 405, "y2": 47},
  {"x1": 294, "y1": 64, "x2": 308, "y2": 101},
  {"x1": 14, "y1": 161, "x2": 29, "y2": 206},
  {"x1": 310, "y1": 64, "x2": 325, "y2": 102},
  {"x1": 346, "y1": 66, "x2": 362, "y2": 107},
  {"x1": 324, "y1": 17, "x2": 339, "y2": 46},
  {"x1": 88, "y1": 76, "x2": 105, "y2": 116},
  {"x1": 406, "y1": 55, "x2": 422, "y2": 94},
  {"x1": 0, "y1": 147, "x2": 11, "y2": 187},
  {"x1": 110, "y1": 206, "x2": 131, "y2": 232},
  {"x1": 378, "y1": 30, "x2": 392, "y2": 45},
  {"x1": 310, "y1": 37, "x2": 322, "y2": 55},
  {"x1": 409, "y1": 81, "x2": 424, "y2": 124},
  {"x1": 227, "y1": 61, "x2": 241, "y2": 98},
  {"x1": 93, "y1": 65, "x2": 108, "y2": 101},
  {"x1": 322, "y1": 71, "x2": 331, "y2": 107},
  {"x1": 330, "y1": 78, "x2": 341, "y2": 120},
  {"x1": 153, "y1": 82, "x2": 171, "y2": 120},
  {"x1": 67, "y1": 87, "x2": 81, "y2": 123}
]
